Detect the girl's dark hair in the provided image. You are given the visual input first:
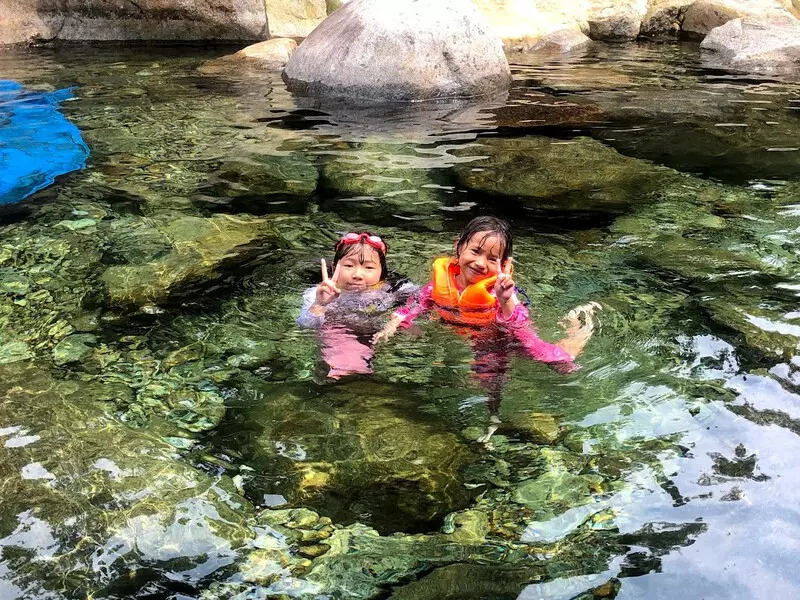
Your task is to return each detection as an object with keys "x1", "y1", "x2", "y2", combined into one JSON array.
[
  {"x1": 332, "y1": 232, "x2": 389, "y2": 279},
  {"x1": 455, "y1": 216, "x2": 513, "y2": 263}
]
